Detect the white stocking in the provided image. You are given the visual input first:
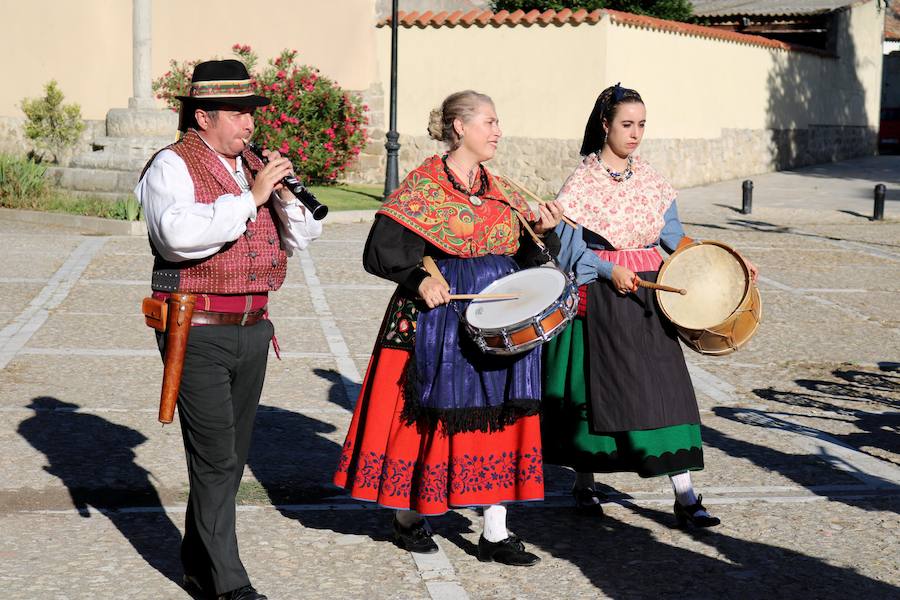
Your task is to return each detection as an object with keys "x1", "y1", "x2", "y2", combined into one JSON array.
[
  {"x1": 482, "y1": 504, "x2": 509, "y2": 543},
  {"x1": 669, "y1": 471, "x2": 710, "y2": 517}
]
